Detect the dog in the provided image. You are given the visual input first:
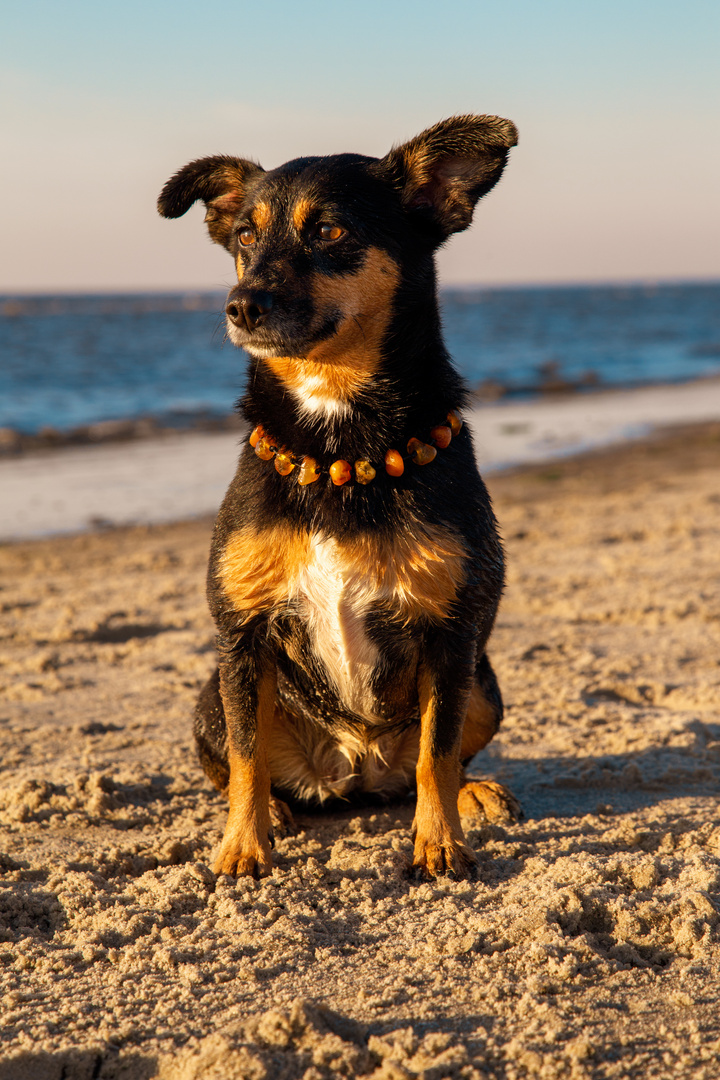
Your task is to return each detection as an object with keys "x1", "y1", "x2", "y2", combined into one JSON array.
[{"x1": 158, "y1": 115, "x2": 520, "y2": 879}]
